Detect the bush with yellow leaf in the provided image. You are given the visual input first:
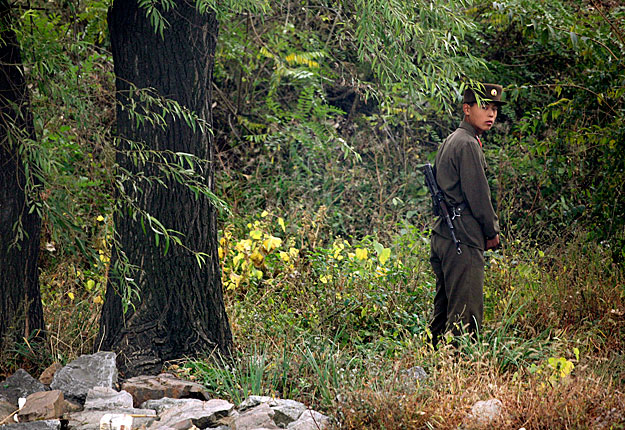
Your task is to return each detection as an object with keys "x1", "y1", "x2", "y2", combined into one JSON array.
[
  {"x1": 219, "y1": 211, "x2": 297, "y2": 293},
  {"x1": 219, "y1": 212, "x2": 428, "y2": 348}
]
